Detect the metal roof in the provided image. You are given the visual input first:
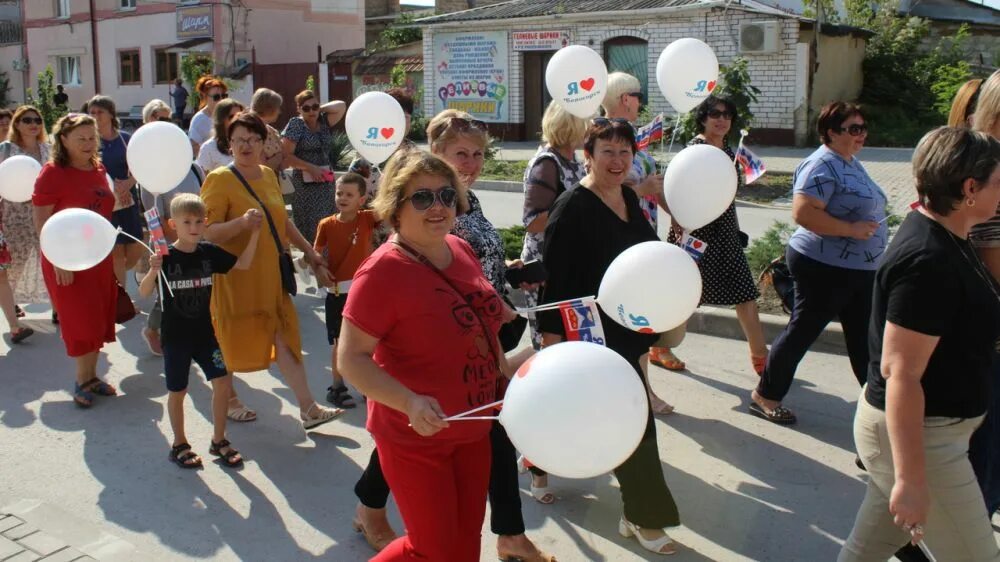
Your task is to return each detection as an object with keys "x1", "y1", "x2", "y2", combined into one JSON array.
[
  {"x1": 415, "y1": 0, "x2": 717, "y2": 25},
  {"x1": 355, "y1": 55, "x2": 425, "y2": 75}
]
